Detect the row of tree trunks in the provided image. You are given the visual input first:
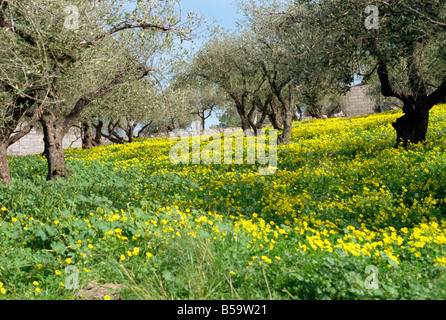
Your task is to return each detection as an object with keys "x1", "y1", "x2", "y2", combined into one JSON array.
[{"x1": 82, "y1": 117, "x2": 150, "y2": 148}]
